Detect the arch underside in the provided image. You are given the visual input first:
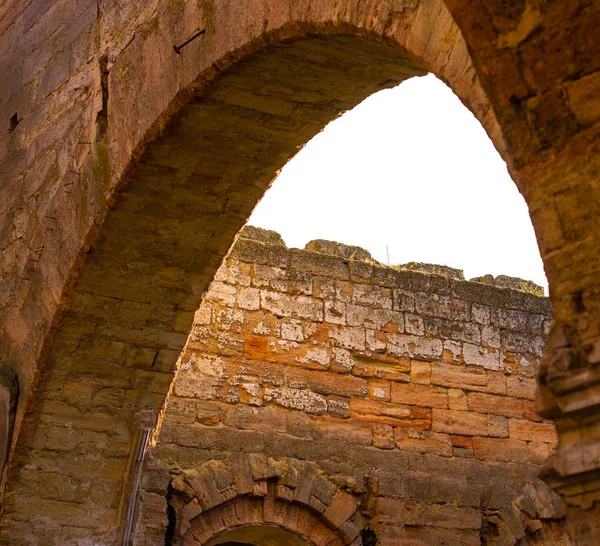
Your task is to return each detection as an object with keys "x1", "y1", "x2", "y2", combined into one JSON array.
[{"x1": 1, "y1": 35, "x2": 426, "y2": 541}]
